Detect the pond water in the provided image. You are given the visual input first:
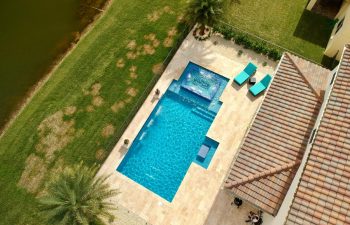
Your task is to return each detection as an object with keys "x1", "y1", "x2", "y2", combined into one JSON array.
[{"x1": 0, "y1": 0, "x2": 104, "y2": 131}]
